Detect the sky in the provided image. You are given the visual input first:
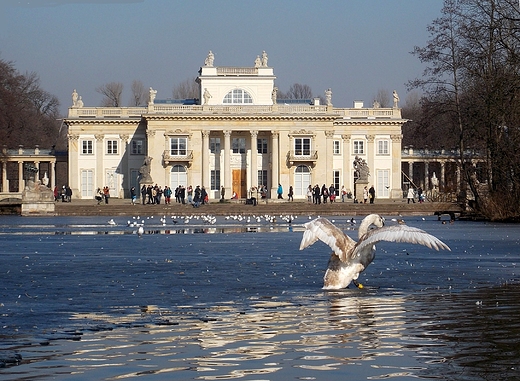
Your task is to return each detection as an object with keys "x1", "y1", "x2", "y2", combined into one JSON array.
[{"x1": 0, "y1": 0, "x2": 444, "y2": 115}]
